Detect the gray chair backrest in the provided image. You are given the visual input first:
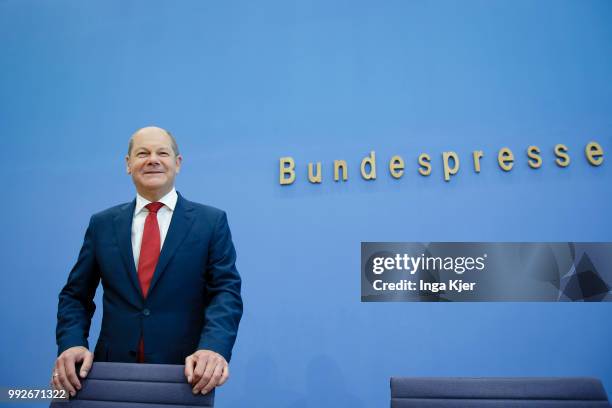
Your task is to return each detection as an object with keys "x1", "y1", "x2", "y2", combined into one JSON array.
[
  {"x1": 50, "y1": 362, "x2": 214, "y2": 407},
  {"x1": 390, "y1": 377, "x2": 610, "y2": 407}
]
